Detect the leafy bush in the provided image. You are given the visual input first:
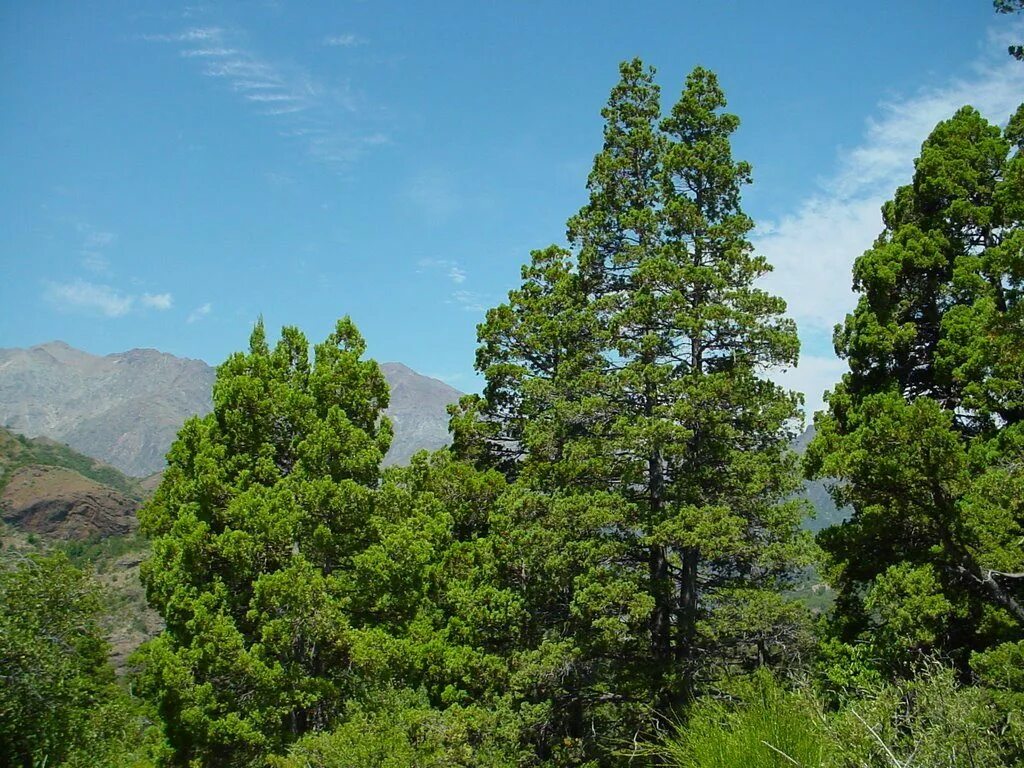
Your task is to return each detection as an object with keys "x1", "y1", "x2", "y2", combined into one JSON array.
[{"x1": 0, "y1": 552, "x2": 158, "y2": 767}]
